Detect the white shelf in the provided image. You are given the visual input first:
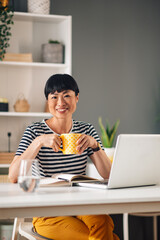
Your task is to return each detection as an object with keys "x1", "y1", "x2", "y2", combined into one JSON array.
[
  {"x1": 0, "y1": 164, "x2": 10, "y2": 168},
  {"x1": 0, "y1": 61, "x2": 69, "y2": 68},
  {"x1": 14, "y1": 11, "x2": 71, "y2": 23},
  {"x1": 1, "y1": 11, "x2": 72, "y2": 69},
  {"x1": 0, "y1": 112, "x2": 52, "y2": 117}
]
